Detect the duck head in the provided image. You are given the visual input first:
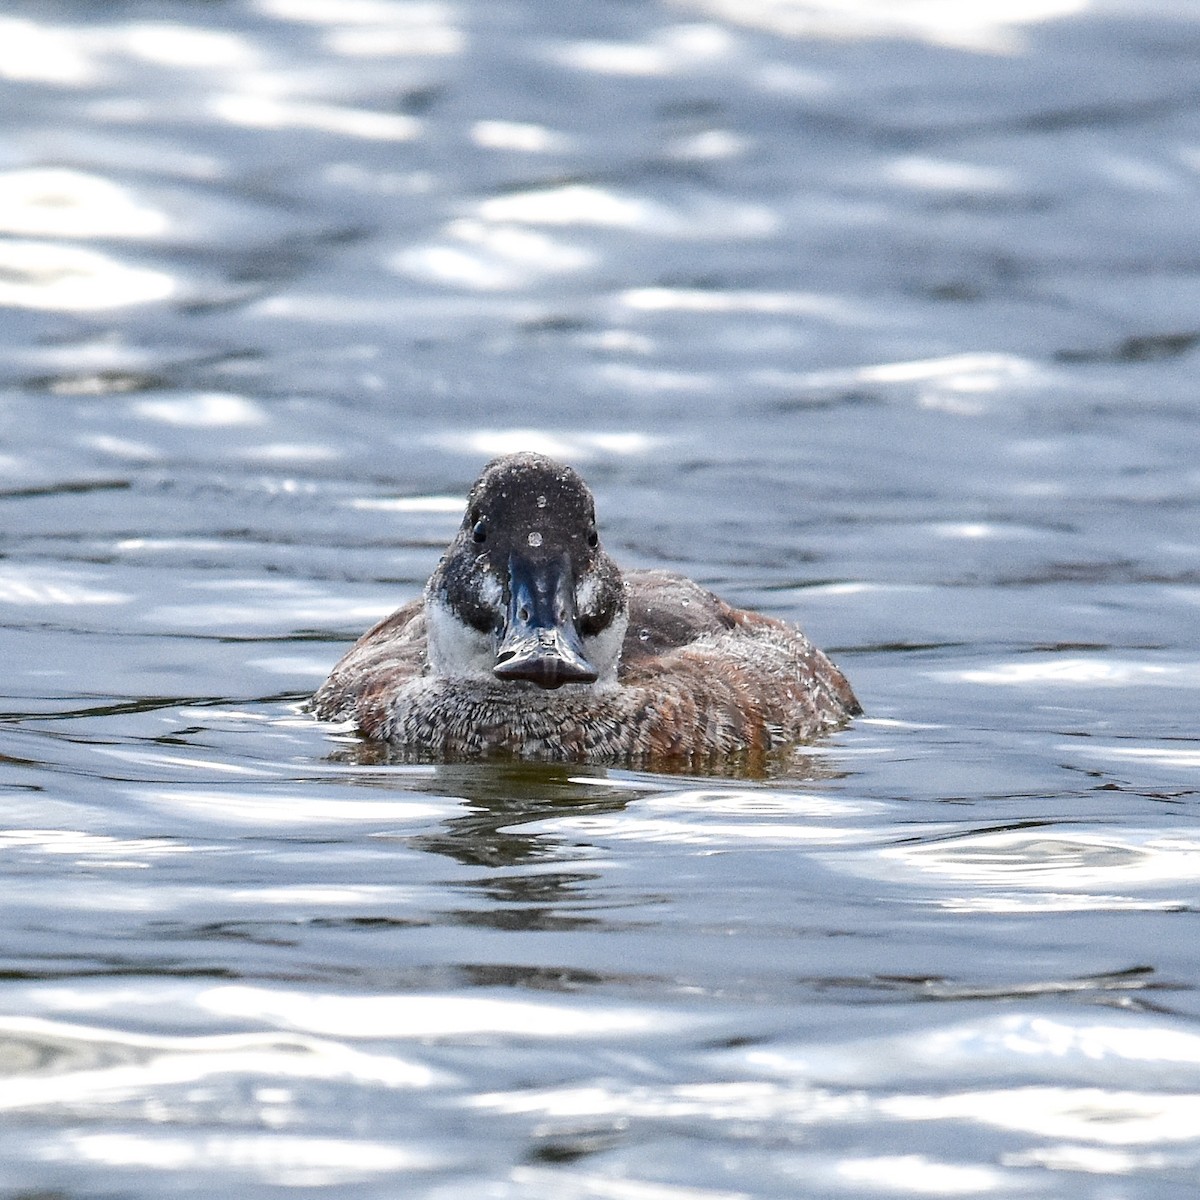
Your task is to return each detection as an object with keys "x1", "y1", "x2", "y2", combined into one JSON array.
[{"x1": 424, "y1": 453, "x2": 628, "y2": 689}]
